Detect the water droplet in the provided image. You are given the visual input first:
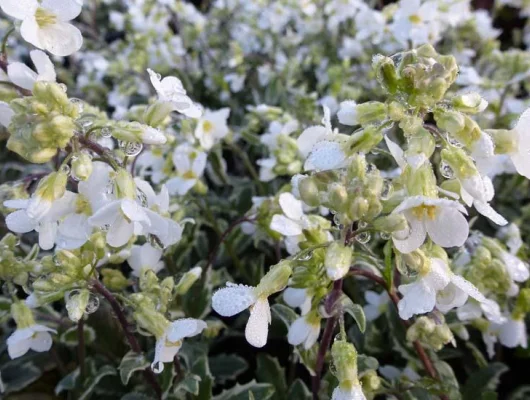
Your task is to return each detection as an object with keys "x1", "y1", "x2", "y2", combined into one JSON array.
[
  {"x1": 358, "y1": 221, "x2": 368, "y2": 229},
  {"x1": 65, "y1": 289, "x2": 80, "y2": 302},
  {"x1": 58, "y1": 83, "x2": 67, "y2": 92},
  {"x1": 60, "y1": 164, "x2": 70, "y2": 175},
  {"x1": 151, "y1": 361, "x2": 164, "y2": 374},
  {"x1": 77, "y1": 114, "x2": 97, "y2": 130},
  {"x1": 101, "y1": 126, "x2": 112, "y2": 138},
  {"x1": 440, "y1": 161, "x2": 455, "y2": 179},
  {"x1": 333, "y1": 213, "x2": 342, "y2": 226},
  {"x1": 69, "y1": 98, "x2": 84, "y2": 113},
  {"x1": 155, "y1": 73, "x2": 162, "y2": 80},
  {"x1": 355, "y1": 232, "x2": 371, "y2": 244},
  {"x1": 119, "y1": 141, "x2": 143, "y2": 157},
  {"x1": 380, "y1": 180, "x2": 393, "y2": 200},
  {"x1": 393, "y1": 222, "x2": 411, "y2": 240},
  {"x1": 104, "y1": 181, "x2": 114, "y2": 195},
  {"x1": 85, "y1": 294, "x2": 99, "y2": 314},
  {"x1": 380, "y1": 232, "x2": 391, "y2": 240},
  {"x1": 446, "y1": 134, "x2": 463, "y2": 148},
  {"x1": 298, "y1": 251, "x2": 313, "y2": 261}
]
